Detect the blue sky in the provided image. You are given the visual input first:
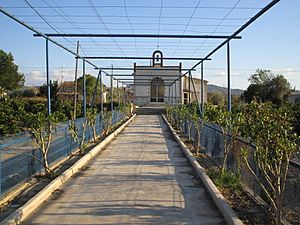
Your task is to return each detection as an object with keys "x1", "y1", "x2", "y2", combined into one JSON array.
[{"x1": 0, "y1": 0, "x2": 299, "y2": 89}]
